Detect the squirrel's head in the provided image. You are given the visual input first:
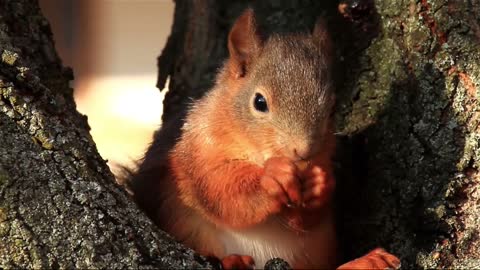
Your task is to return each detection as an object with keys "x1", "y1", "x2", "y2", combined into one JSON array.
[
  {"x1": 220, "y1": 9, "x2": 335, "y2": 163},
  {"x1": 216, "y1": 9, "x2": 334, "y2": 160}
]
